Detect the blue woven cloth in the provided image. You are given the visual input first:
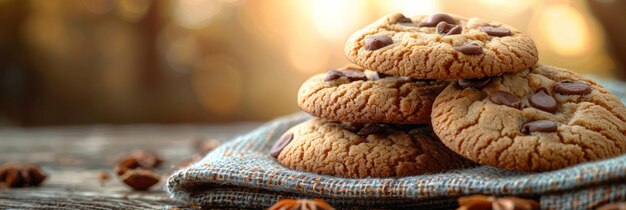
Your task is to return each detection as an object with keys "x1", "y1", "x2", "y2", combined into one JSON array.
[{"x1": 166, "y1": 80, "x2": 626, "y2": 210}]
